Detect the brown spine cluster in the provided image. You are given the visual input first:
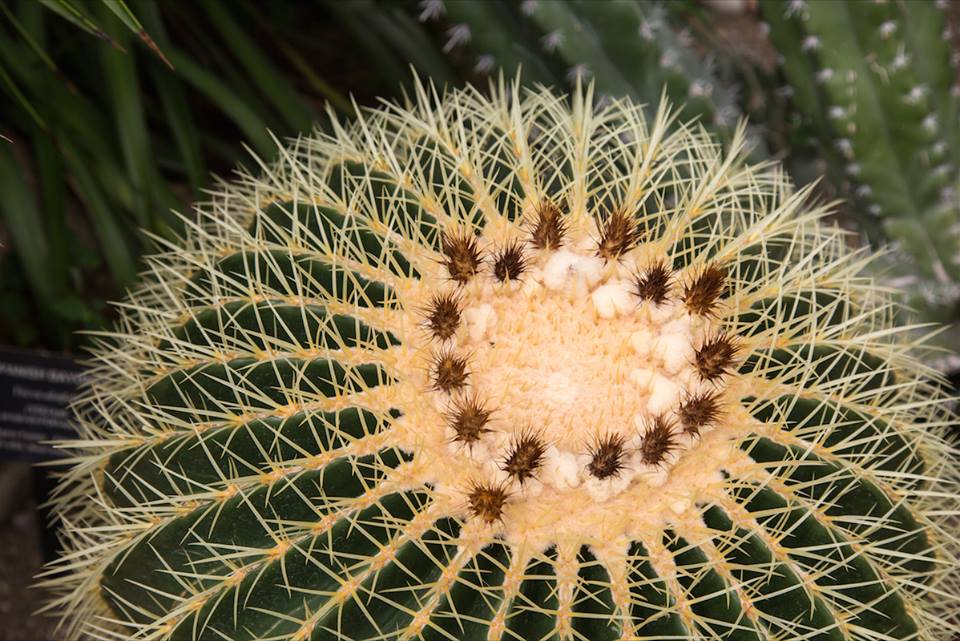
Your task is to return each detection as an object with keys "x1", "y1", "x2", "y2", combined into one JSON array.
[
  {"x1": 587, "y1": 433, "x2": 628, "y2": 479},
  {"x1": 683, "y1": 264, "x2": 727, "y2": 316},
  {"x1": 639, "y1": 415, "x2": 679, "y2": 466},
  {"x1": 501, "y1": 430, "x2": 546, "y2": 484},
  {"x1": 432, "y1": 349, "x2": 470, "y2": 392},
  {"x1": 695, "y1": 333, "x2": 739, "y2": 382},
  {"x1": 425, "y1": 206, "x2": 747, "y2": 522},
  {"x1": 633, "y1": 261, "x2": 674, "y2": 305},
  {"x1": 447, "y1": 394, "x2": 493, "y2": 447},
  {"x1": 468, "y1": 481, "x2": 510, "y2": 524},
  {"x1": 596, "y1": 209, "x2": 640, "y2": 260},
  {"x1": 677, "y1": 390, "x2": 722, "y2": 437},
  {"x1": 492, "y1": 241, "x2": 527, "y2": 283},
  {"x1": 440, "y1": 230, "x2": 483, "y2": 284},
  {"x1": 423, "y1": 292, "x2": 461, "y2": 341},
  {"x1": 530, "y1": 199, "x2": 568, "y2": 250}
]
